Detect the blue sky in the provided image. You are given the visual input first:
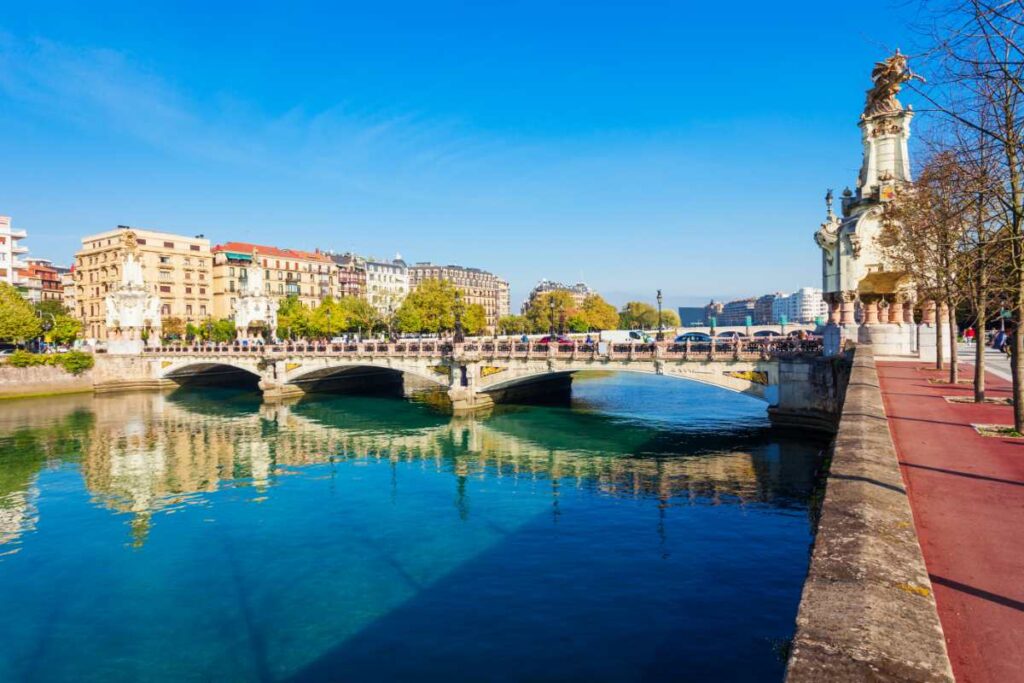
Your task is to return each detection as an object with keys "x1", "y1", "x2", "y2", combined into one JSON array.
[{"x1": 0, "y1": 1, "x2": 926, "y2": 308}]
